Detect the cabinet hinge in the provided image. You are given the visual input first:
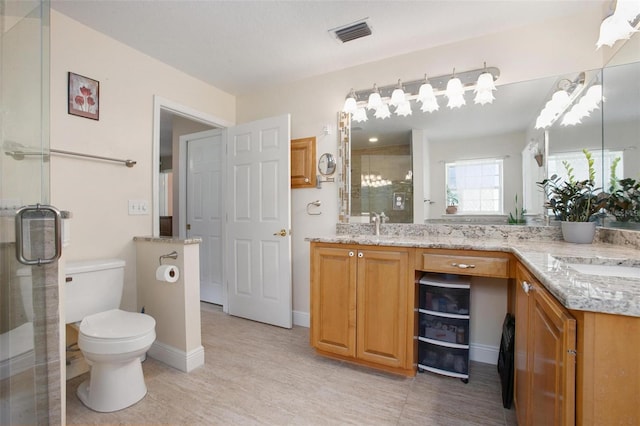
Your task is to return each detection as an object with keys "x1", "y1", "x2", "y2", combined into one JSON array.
[{"x1": 568, "y1": 349, "x2": 577, "y2": 356}]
